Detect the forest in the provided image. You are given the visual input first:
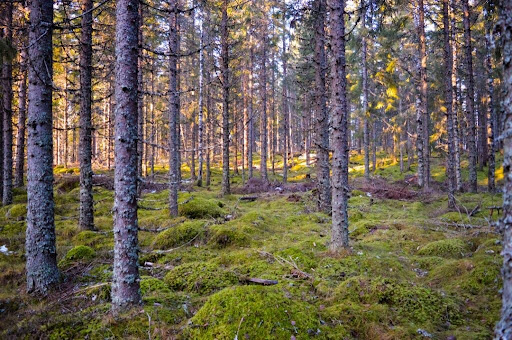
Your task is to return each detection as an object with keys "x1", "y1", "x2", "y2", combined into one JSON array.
[{"x1": 0, "y1": 0, "x2": 511, "y2": 338}]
